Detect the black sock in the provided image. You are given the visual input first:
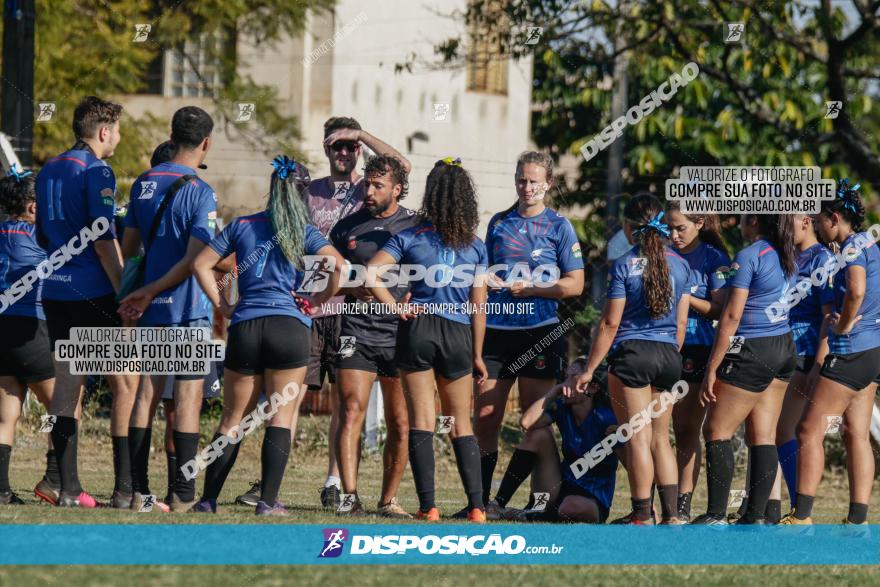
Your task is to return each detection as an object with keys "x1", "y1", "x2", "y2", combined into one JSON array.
[
  {"x1": 44, "y1": 450, "x2": 60, "y2": 487},
  {"x1": 112, "y1": 436, "x2": 132, "y2": 494},
  {"x1": 480, "y1": 451, "x2": 498, "y2": 504},
  {"x1": 632, "y1": 497, "x2": 652, "y2": 521},
  {"x1": 705, "y1": 439, "x2": 734, "y2": 516},
  {"x1": 745, "y1": 445, "x2": 777, "y2": 520},
  {"x1": 408, "y1": 429, "x2": 435, "y2": 511},
  {"x1": 794, "y1": 493, "x2": 815, "y2": 520},
  {"x1": 765, "y1": 499, "x2": 781, "y2": 524},
  {"x1": 259, "y1": 427, "x2": 290, "y2": 506},
  {"x1": 0, "y1": 444, "x2": 11, "y2": 493},
  {"x1": 678, "y1": 492, "x2": 693, "y2": 519},
  {"x1": 847, "y1": 502, "x2": 869, "y2": 524},
  {"x1": 172, "y1": 431, "x2": 200, "y2": 502},
  {"x1": 494, "y1": 449, "x2": 537, "y2": 507},
  {"x1": 51, "y1": 416, "x2": 82, "y2": 495},
  {"x1": 201, "y1": 433, "x2": 242, "y2": 501},
  {"x1": 128, "y1": 427, "x2": 152, "y2": 494},
  {"x1": 737, "y1": 496, "x2": 749, "y2": 517},
  {"x1": 166, "y1": 452, "x2": 176, "y2": 498},
  {"x1": 657, "y1": 484, "x2": 678, "y2": 521},
  {"x1": 452, "y1": 436, "x2": 484, "y2": 510}
]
